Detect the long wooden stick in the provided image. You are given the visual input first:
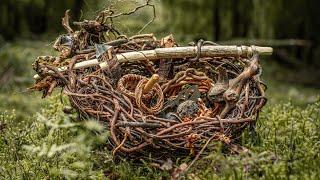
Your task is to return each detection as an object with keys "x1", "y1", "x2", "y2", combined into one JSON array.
[{"x1": 34, "y1": 45, "x2": 272, "y2": 79}]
